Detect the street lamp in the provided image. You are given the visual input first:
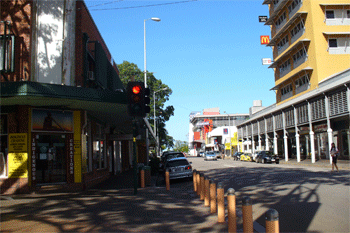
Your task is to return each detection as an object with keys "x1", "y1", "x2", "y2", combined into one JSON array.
[
  {"x1": 144, "y1": 17, "x2": 161, "y2": 87},
  {"x1": 143, "y1": 17, "x2": 161, "y2": 166},
  {"x1": 224, "y1": 111, "x2": 232, "y2": 157},
  {"x1": 154, "y1": 87, "x2": 168, "y2": 157}
]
